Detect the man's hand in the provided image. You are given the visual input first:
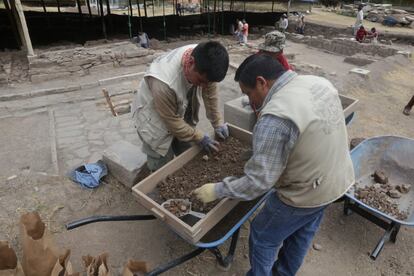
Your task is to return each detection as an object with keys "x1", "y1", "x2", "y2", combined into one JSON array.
[
  {"x1": 215, "y1": 123, "x2": 229, "y2": 140},
  {"x1": 193, "y1": 183, "x2": 217, "y2": 203},
  {"x1": 198, "y1": 134, "x2": 219, "y2": 153}
]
